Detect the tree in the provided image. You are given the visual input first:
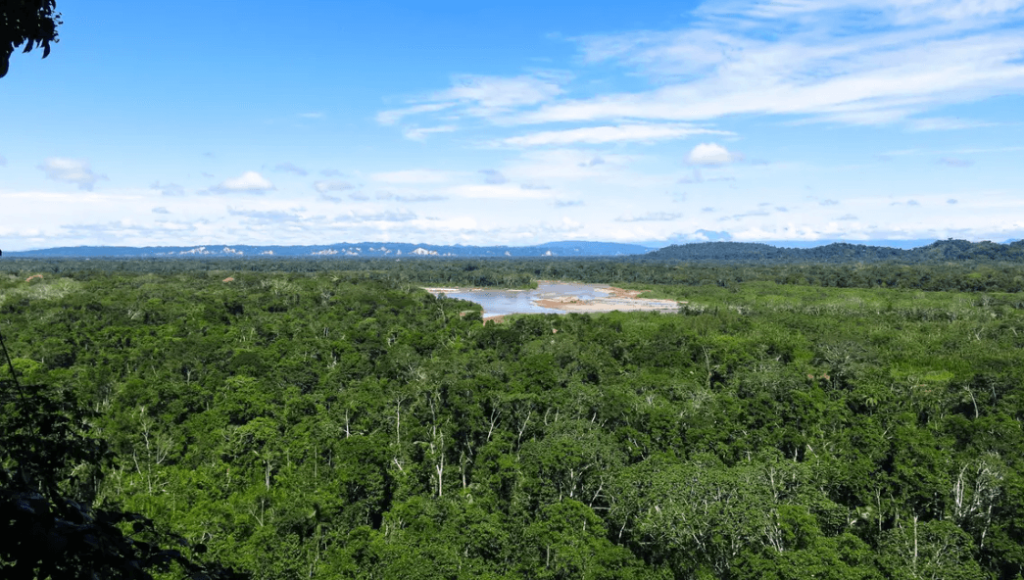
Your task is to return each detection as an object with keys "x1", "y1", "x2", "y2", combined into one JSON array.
[
  {"x1": 1, "y1": 324, "x2": 244, "y2": 579},
  {"x1": 1, "y1": 0, "x2": 61, "y2": 78}
]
